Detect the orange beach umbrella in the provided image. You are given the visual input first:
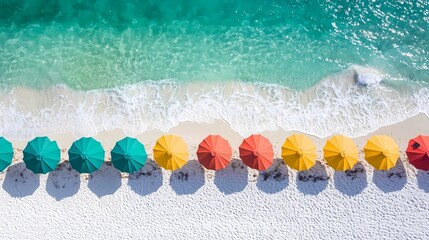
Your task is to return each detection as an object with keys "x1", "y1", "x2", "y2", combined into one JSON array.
[
  {"x1": 239, "y1": 134, "x2": 274, "y2": 170},
  {"x1": 197, "y1": 135, "x2": 232, "y2": 170}
]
